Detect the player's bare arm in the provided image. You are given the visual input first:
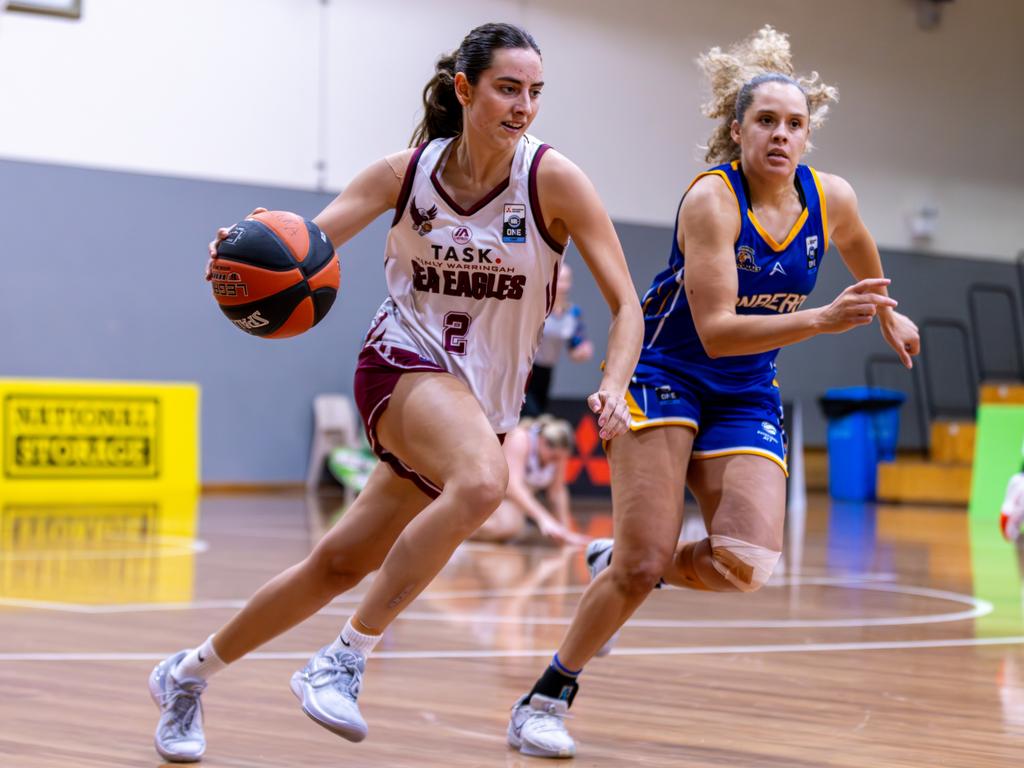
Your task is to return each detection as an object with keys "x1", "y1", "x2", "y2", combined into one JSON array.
[
  {"x1": 537, "y1": 149, "x2": 643, "y2": 439},
  {"x1": 684, "y1": 174, "x2": 898, "y2": 357},
  {"x1": 313, "y1": 149, "x2": 415, "y2": 248},
  {"x1": 822, "y1": 171, "x2": 920, "y2": 367}
]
